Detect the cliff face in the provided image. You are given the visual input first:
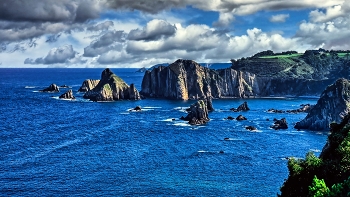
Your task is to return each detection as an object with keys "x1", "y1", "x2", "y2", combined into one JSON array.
[
  {"x1": 83, "y1": 68, "x2": 140, "y2": 101},
  {"x1": 141, "y1": 59, "x2": 329, "y2": 100},
  {"x1": 294, "y1": 78, "x2": 350, "y2": 130}
]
